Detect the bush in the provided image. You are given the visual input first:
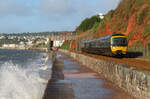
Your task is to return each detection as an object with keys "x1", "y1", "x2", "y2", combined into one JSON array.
[
  {"x1": 138, "y1": 0, "x2": 144, "y2": 6},
  {"x1": 137, "y1": 5, "x2": 150, "y2": 25},
  {"x1": 92, "y1": 22, "x2": 100, "y2": 30},
  {"x1": 142, "y1": 25, "x2": 150, "y2": 38},
  {"x1": 128, "y1": 32, "x2": 134, "y2": 40},
  {"x1": 77, "y1": 15, "x2": 101, "y2": 32},
  {"x1": 60, "y1": 42, "x2": 70, "y2": 50}
]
